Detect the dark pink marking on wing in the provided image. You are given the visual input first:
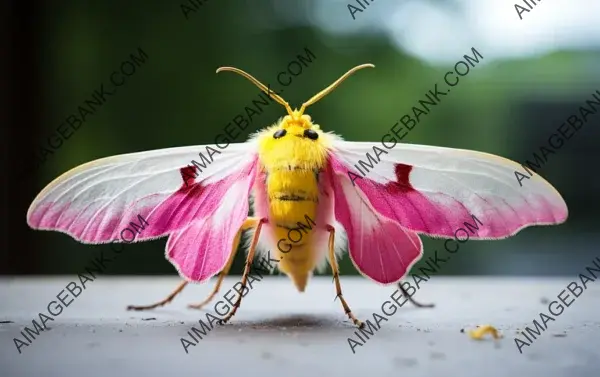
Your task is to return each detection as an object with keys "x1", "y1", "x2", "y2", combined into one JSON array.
[
  {"x1": 180, "y1": 166, "x2": 198, "y2": 187},
  {"x1": 389, "y1": 163, "x2": 415, "y2": 193}
]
